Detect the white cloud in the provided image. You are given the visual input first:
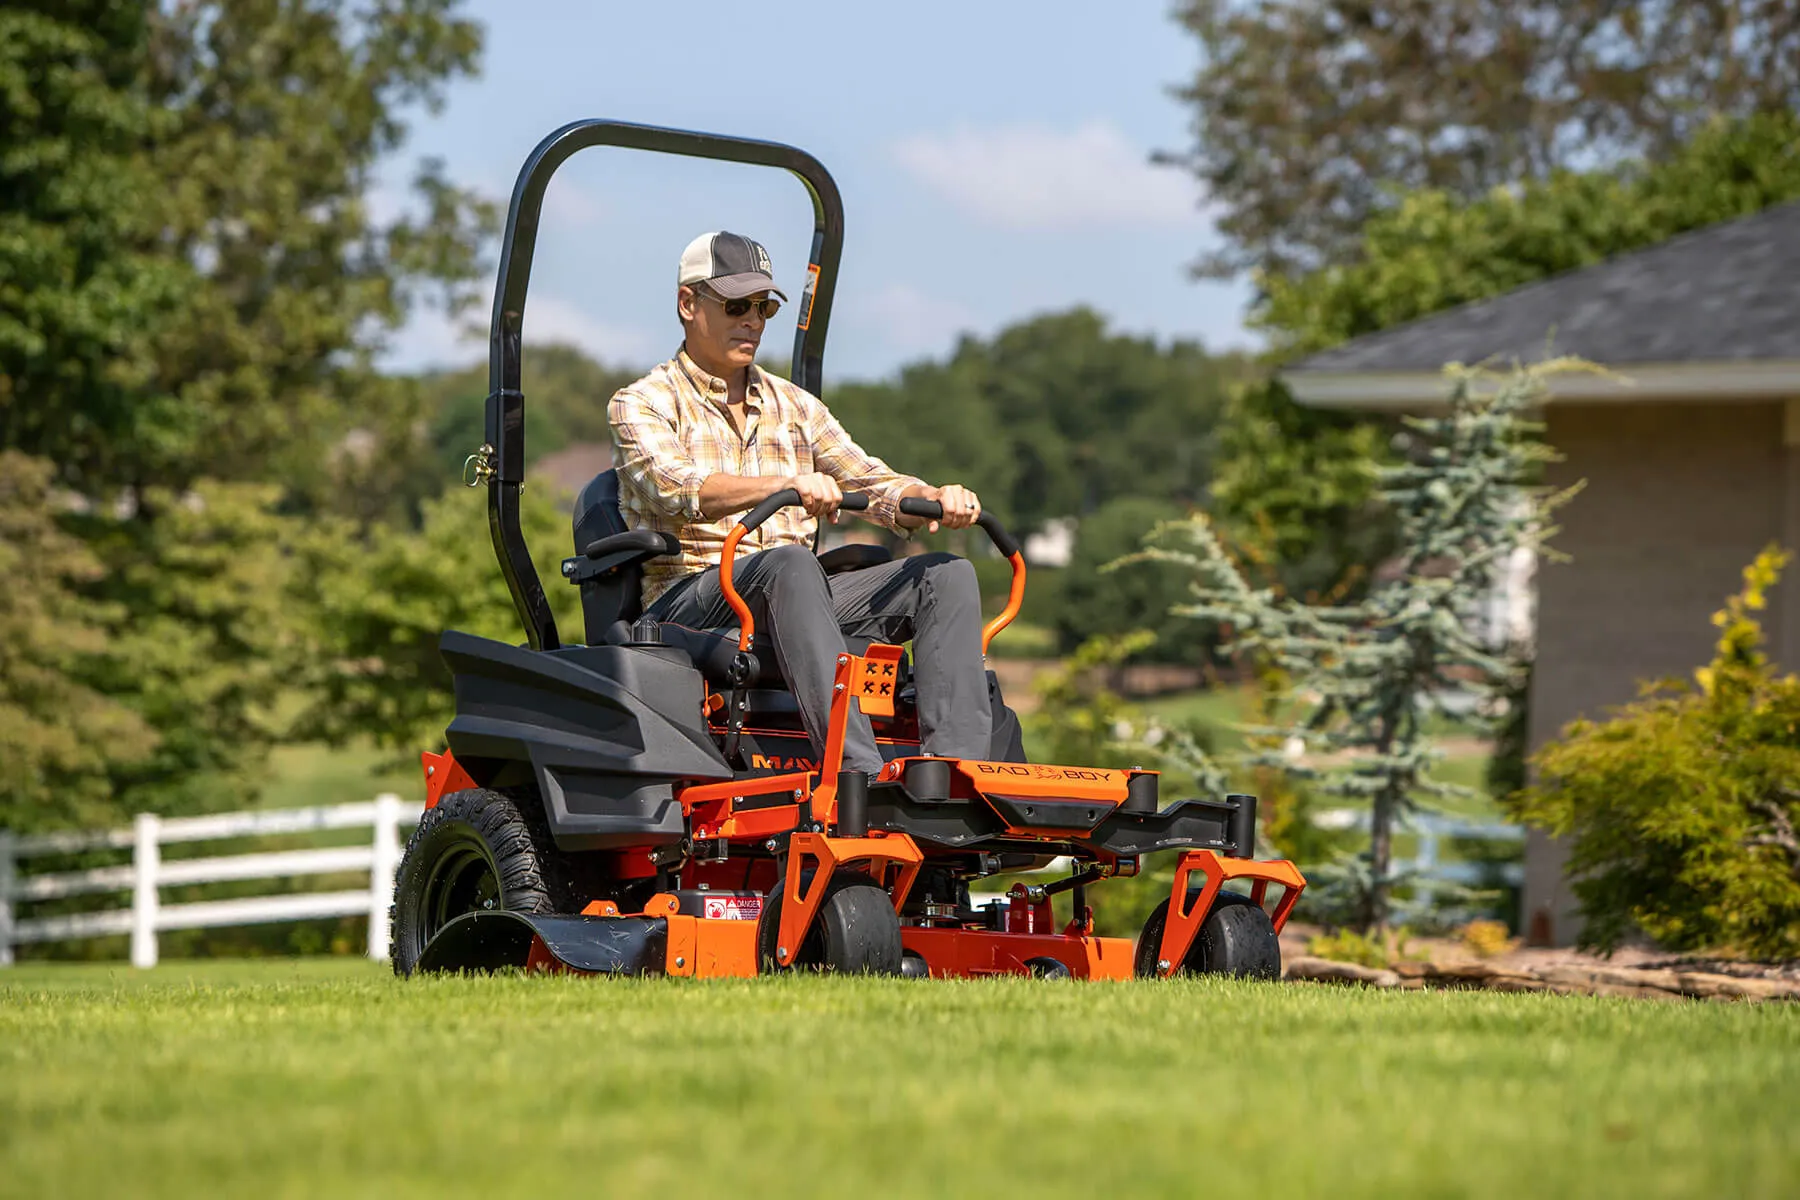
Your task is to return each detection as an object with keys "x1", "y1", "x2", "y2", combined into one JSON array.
[
  {"x1": 380, "y1": 294, "x2": 657, "y2": 373},
  {"x1": 525, "y1": 295, "x2": 658, "y2": 364},
  {"x1": 541, "y1": 180, "x2": 607, "y2": 229},
  {"x1": 842, "y1": 283, "x2": 984, "y2": 362},
  {"x1": 892, "y1": 121, "x2": 1203, "y2": 231}
]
